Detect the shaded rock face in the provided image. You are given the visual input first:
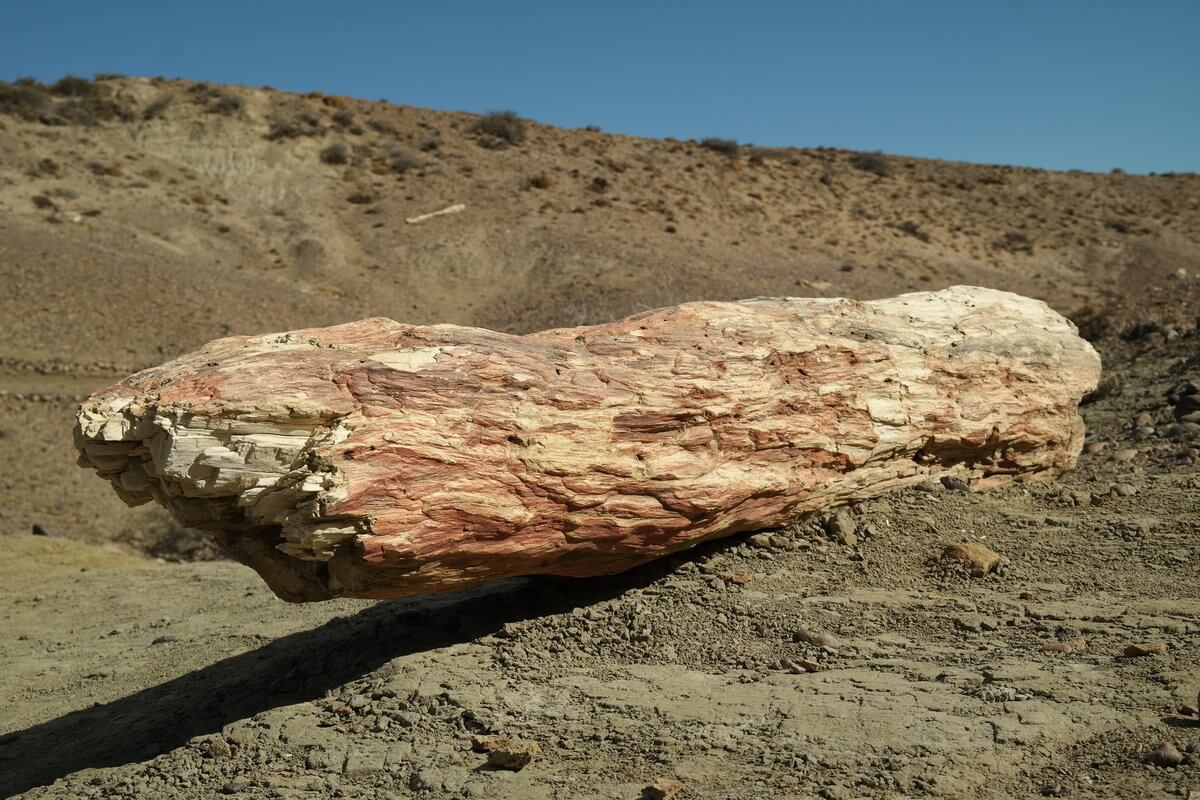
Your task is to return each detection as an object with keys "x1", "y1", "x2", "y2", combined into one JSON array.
[{"x1": 74, "y1": 286, "x2": 1100, "y2": 602}]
